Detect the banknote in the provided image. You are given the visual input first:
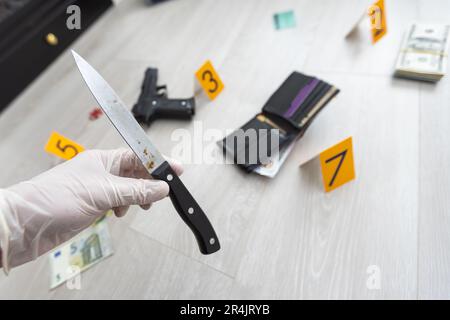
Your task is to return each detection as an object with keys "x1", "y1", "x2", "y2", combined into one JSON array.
[
  {"x1": 49, "y1": 214, "x2": 113, "y2": 289},
  {"x1": 253, "y1": 138, "x2": 296, "y2": 178},
  {"x1": 395, "y1": 24, "x2": 449, "y2": 81}
]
